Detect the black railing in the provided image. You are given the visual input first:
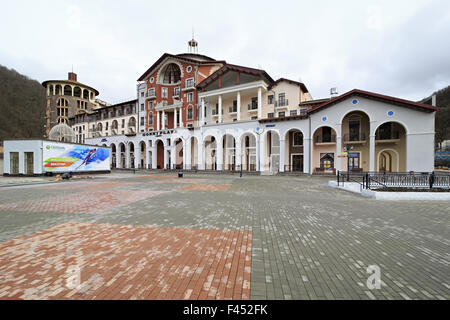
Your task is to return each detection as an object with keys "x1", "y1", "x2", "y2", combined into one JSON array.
[
  {"x1": 315, "y1": 135, "x2": 336, "y2": 143},
  {"x1": 274, "y1": 99, "x2": 289, "y2": 107},
  {"x1": 337, "y1": 171, "x2": 450, "y2": 190},
  {"x1": 376, "y1": 131, "x2": 400, "y2": 140},
  {"x1": 343, "y1": 133, "x2": 367, "y2": 142}
]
